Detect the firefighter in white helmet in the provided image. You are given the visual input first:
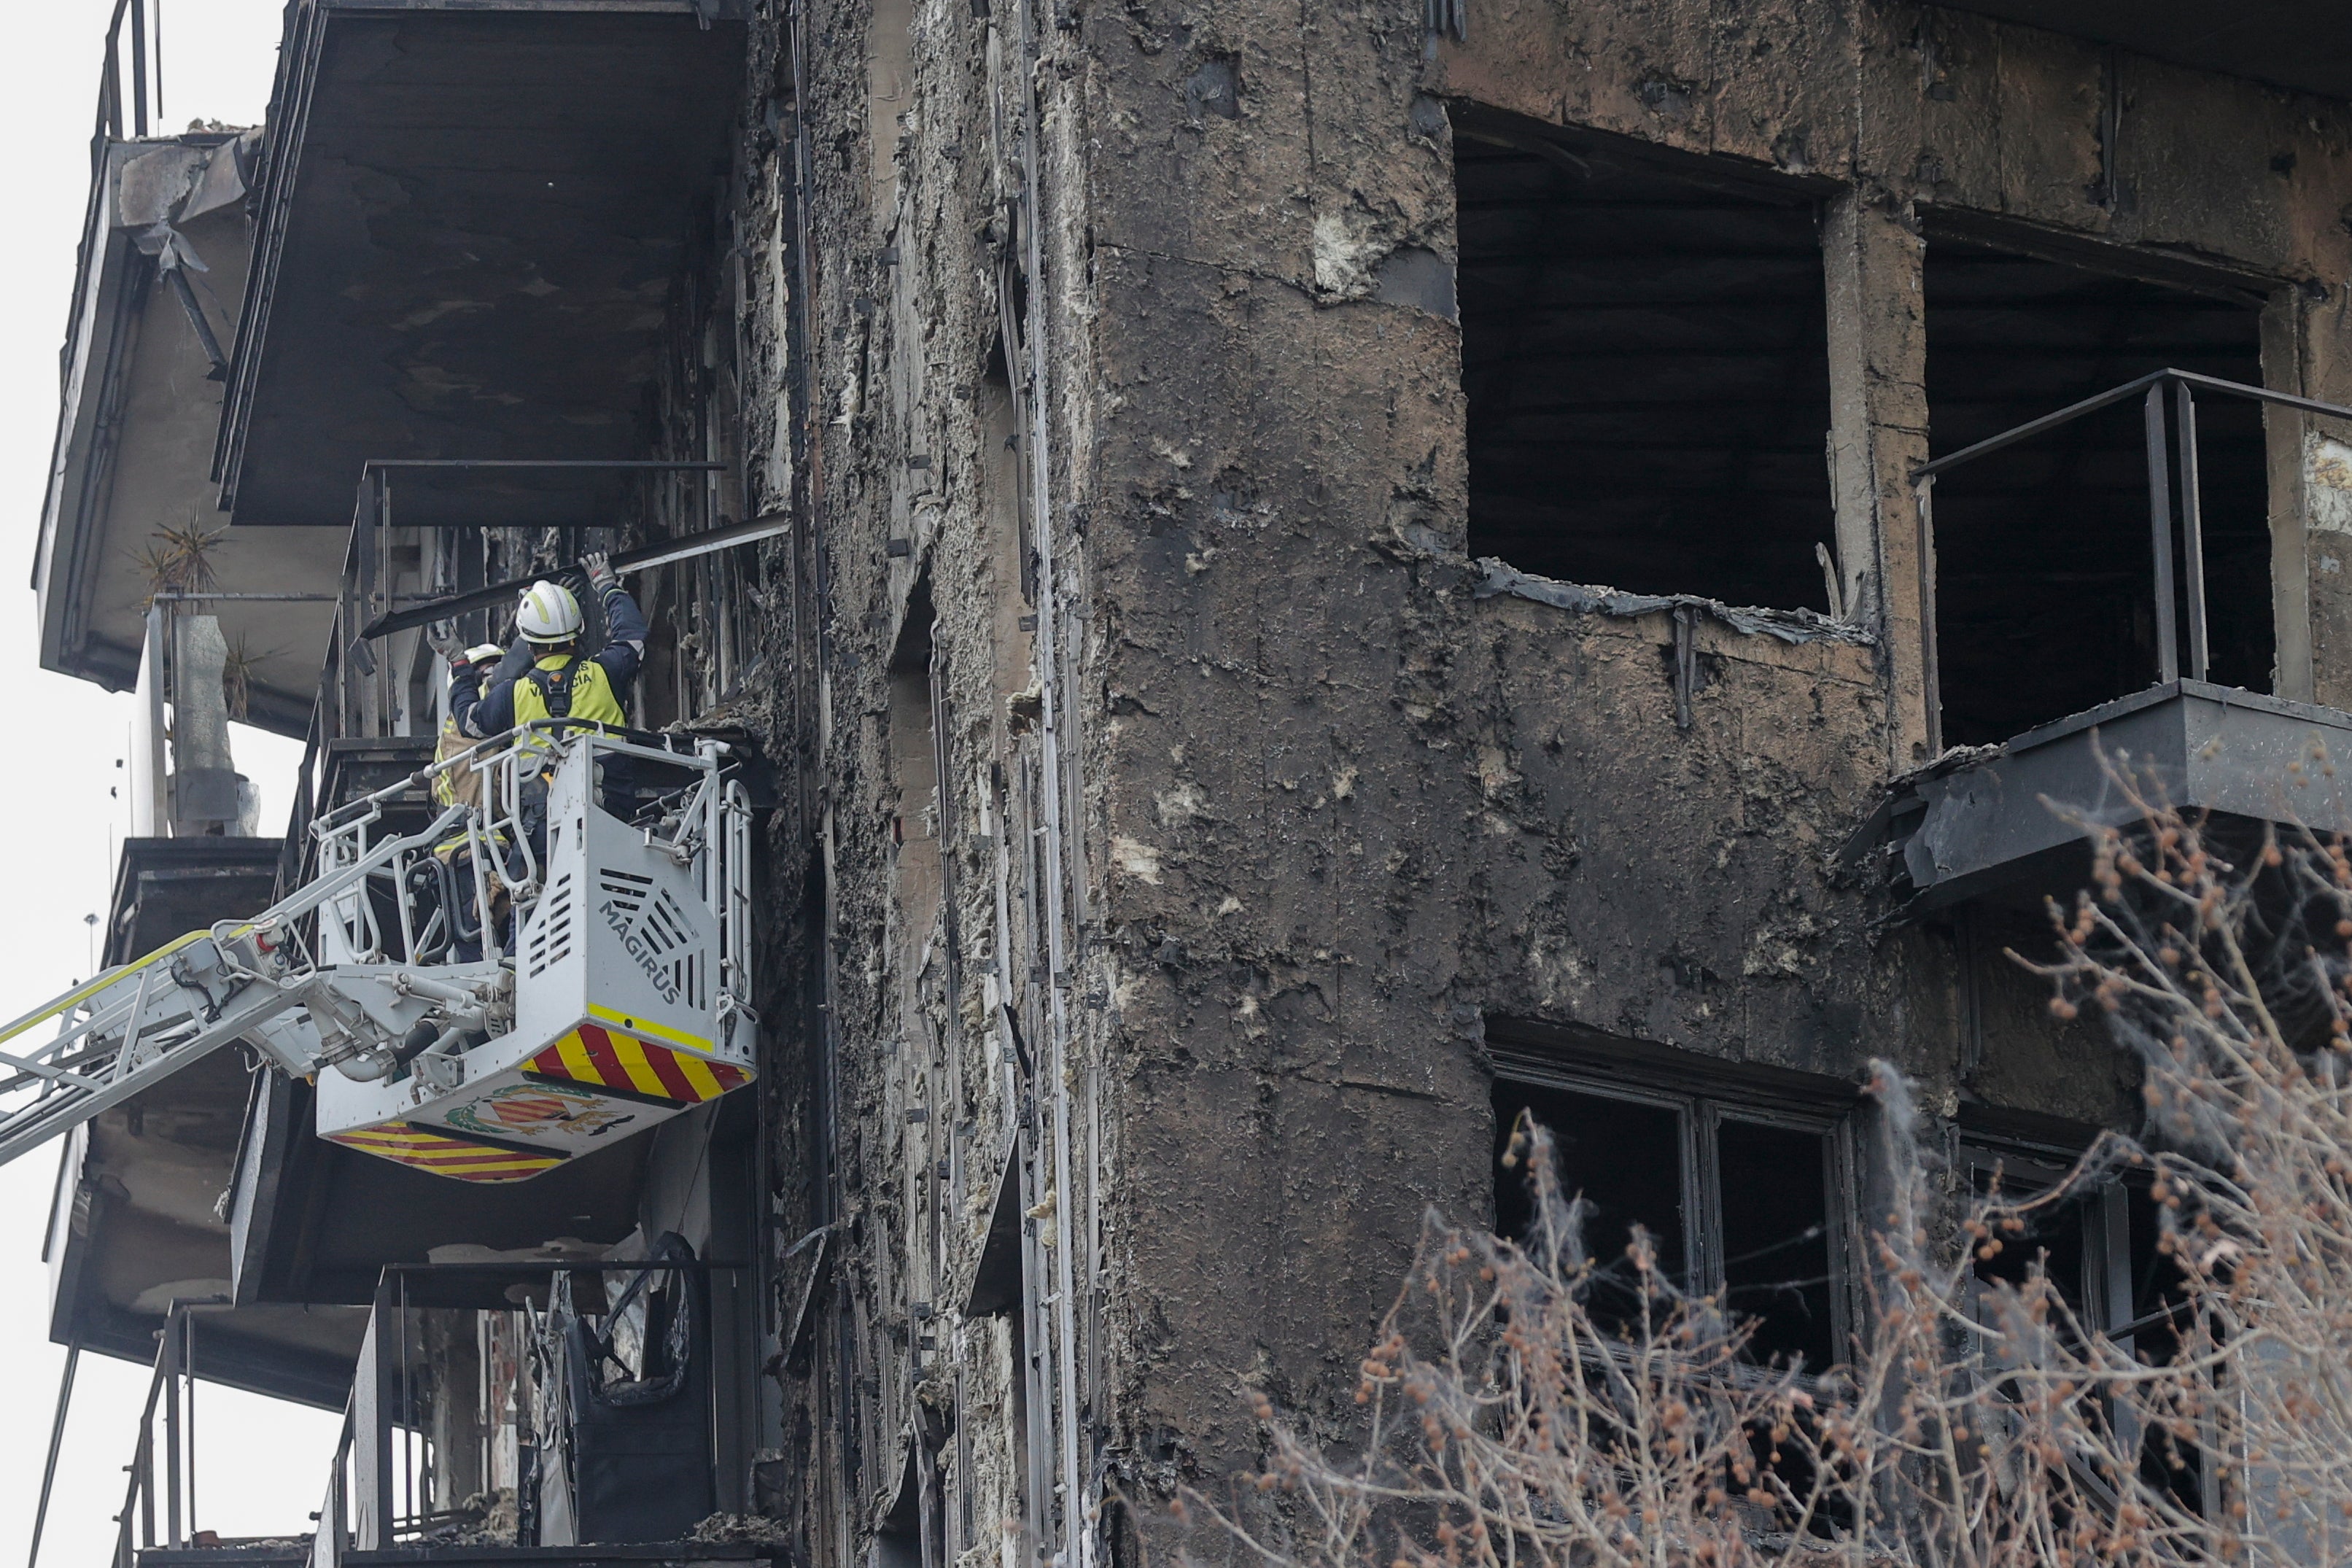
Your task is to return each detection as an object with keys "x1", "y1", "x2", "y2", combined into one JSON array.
[
  {"x1": 443, "y1": 553, "x2": 650, "y2": 826},
  {"x1": 447, "y1": 552, "x2": 646, "y2": 741}
]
